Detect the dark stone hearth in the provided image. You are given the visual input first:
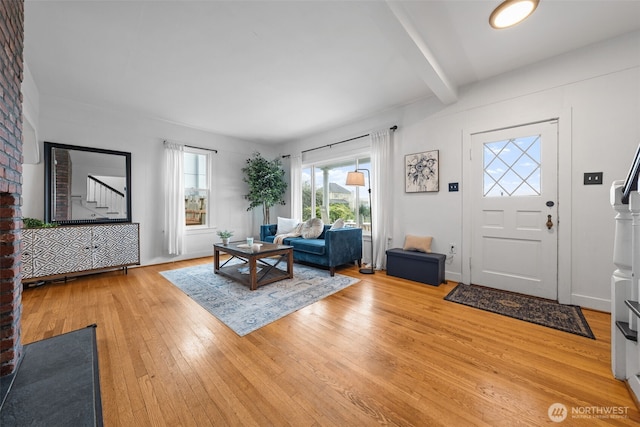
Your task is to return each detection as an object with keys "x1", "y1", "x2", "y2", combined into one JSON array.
[{"x1": 0, "y1": 325, "x2": 103, "y2": 426}]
